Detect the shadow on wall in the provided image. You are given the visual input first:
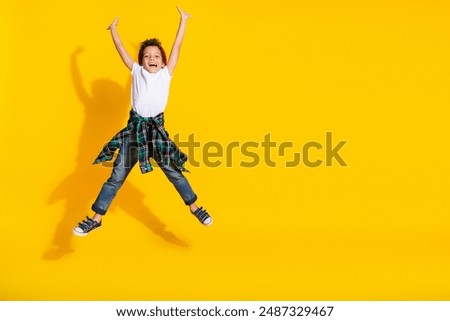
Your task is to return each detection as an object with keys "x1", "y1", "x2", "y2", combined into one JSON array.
[{"x1": 43, "y1": 47, "x2": 188, "y2": 260}]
